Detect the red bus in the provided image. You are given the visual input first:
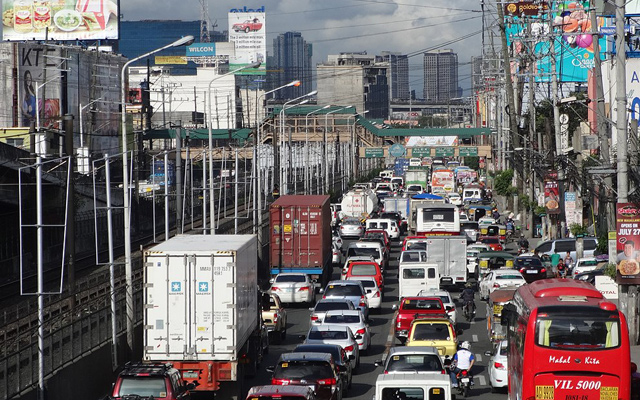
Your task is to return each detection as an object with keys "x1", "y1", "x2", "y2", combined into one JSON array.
[{"x1": 501, "y1": 279, "x2": 630, "y2": 400}]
